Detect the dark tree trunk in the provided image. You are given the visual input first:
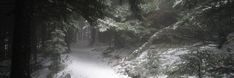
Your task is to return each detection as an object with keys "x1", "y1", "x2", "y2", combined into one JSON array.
[
  {"x1": 113, "y1": 31, "x2": 124, "y2": 48},
  {"x1": 119, "y1": 0, "x2": 123, "y2": 5},
  {"x1": 0, "y1": 27, "x2": 7, "y2": 60},
  {"x1": 86, "y1": 18, "x2": 97, "y2": 46},
  {"x1": 0, "y1": 0, "x2": 14, "y2": 60},
  {"x1": 31, "y1": 18, "x2": 39, "y2": 72},
  {"x1": 64, "y1": 29, "x2": 72, "y2": 52},
  {"x1": 129, "y1": 0, "x2": 143, "y2": 21},
  {"x1": 198, "y1": 64, "x2": 202, "y2": 78},
  {"x1": 10, "y1": 0, "x2": 33, "y2": 78},
  {"x1": 90, "y1": 25, "x2": 96, "y2": 46}
]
